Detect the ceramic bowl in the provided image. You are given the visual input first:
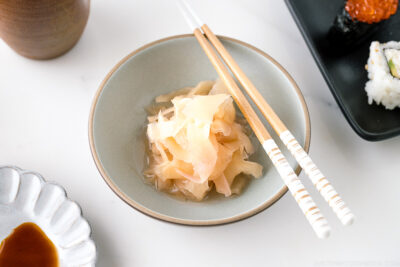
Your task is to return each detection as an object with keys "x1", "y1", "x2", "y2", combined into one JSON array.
[
  {"x1": 89, "y1": 34, "x2": 310, "y2": 225},
  {"x1": 0, "y1": 166, "x2": 96, "y2": 266}
]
